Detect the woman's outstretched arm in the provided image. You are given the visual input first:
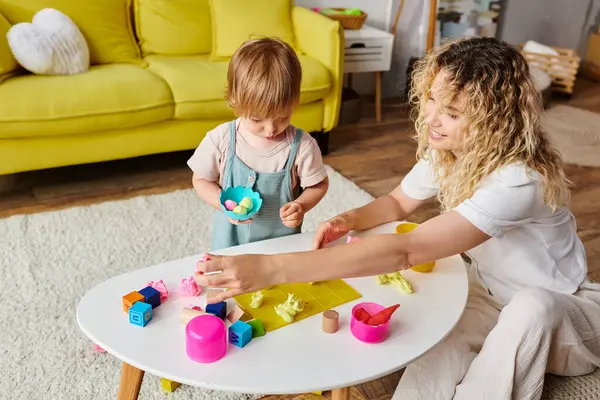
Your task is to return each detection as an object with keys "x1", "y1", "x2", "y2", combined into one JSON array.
[{"x1": 197, "y1": 210, "x2": 490, "y2": 303}]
